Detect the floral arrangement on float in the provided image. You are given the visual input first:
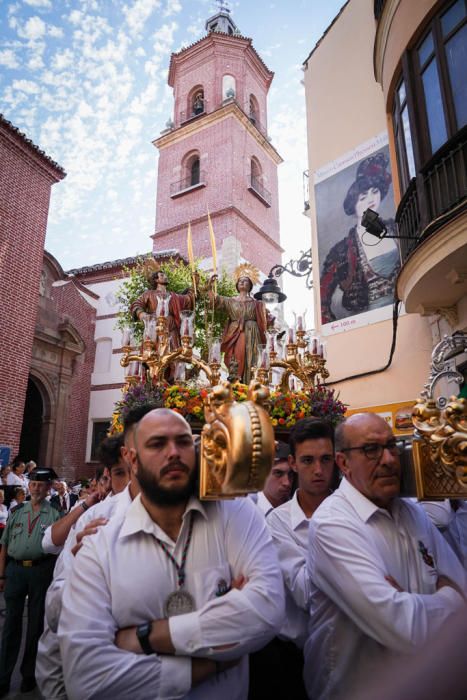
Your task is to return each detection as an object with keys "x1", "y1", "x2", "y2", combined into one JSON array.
[{"x1": 109, "y1": 379, "x2": 346, "y2": 435}]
